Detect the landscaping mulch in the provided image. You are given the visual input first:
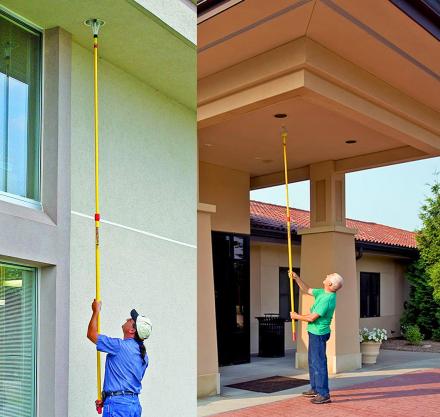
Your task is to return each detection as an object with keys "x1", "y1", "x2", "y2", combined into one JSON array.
[
  {"x1": 381, "y1": 338, "x2": 440, "y2": 353},
  {"x1": 226, "y1": 376, "x2": 309, "y2": 393}
]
